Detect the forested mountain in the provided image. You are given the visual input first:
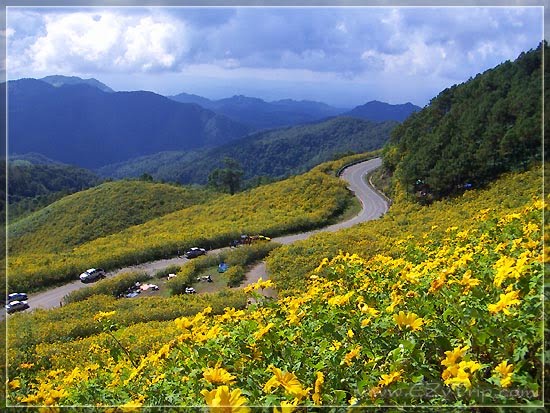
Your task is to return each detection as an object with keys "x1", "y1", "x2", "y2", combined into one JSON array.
[
  {"x1": 3, "y1": 159, "x2": 103, "y2": 222},
  {"x1": 6, "y1": 79, "x2": 250, "y2": 168},
  {"x1": 98, "y1": 116, "x2": 397, "y2": 184},
  {"x1": 40, "y1": 75, "x2": 114, "y2": 93},
  {"x1": 384, "y1": 42, "x2": 544, "y2": 201},
  {"x1": 10, "y1": 152, "x2": 66, "y2": 165},
  {"x1": 169, "y1": 93, "x2": 344, "y2": 130},
  {"x1": 344, "y1": 100, "x2": 420, "y2": 122}
]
